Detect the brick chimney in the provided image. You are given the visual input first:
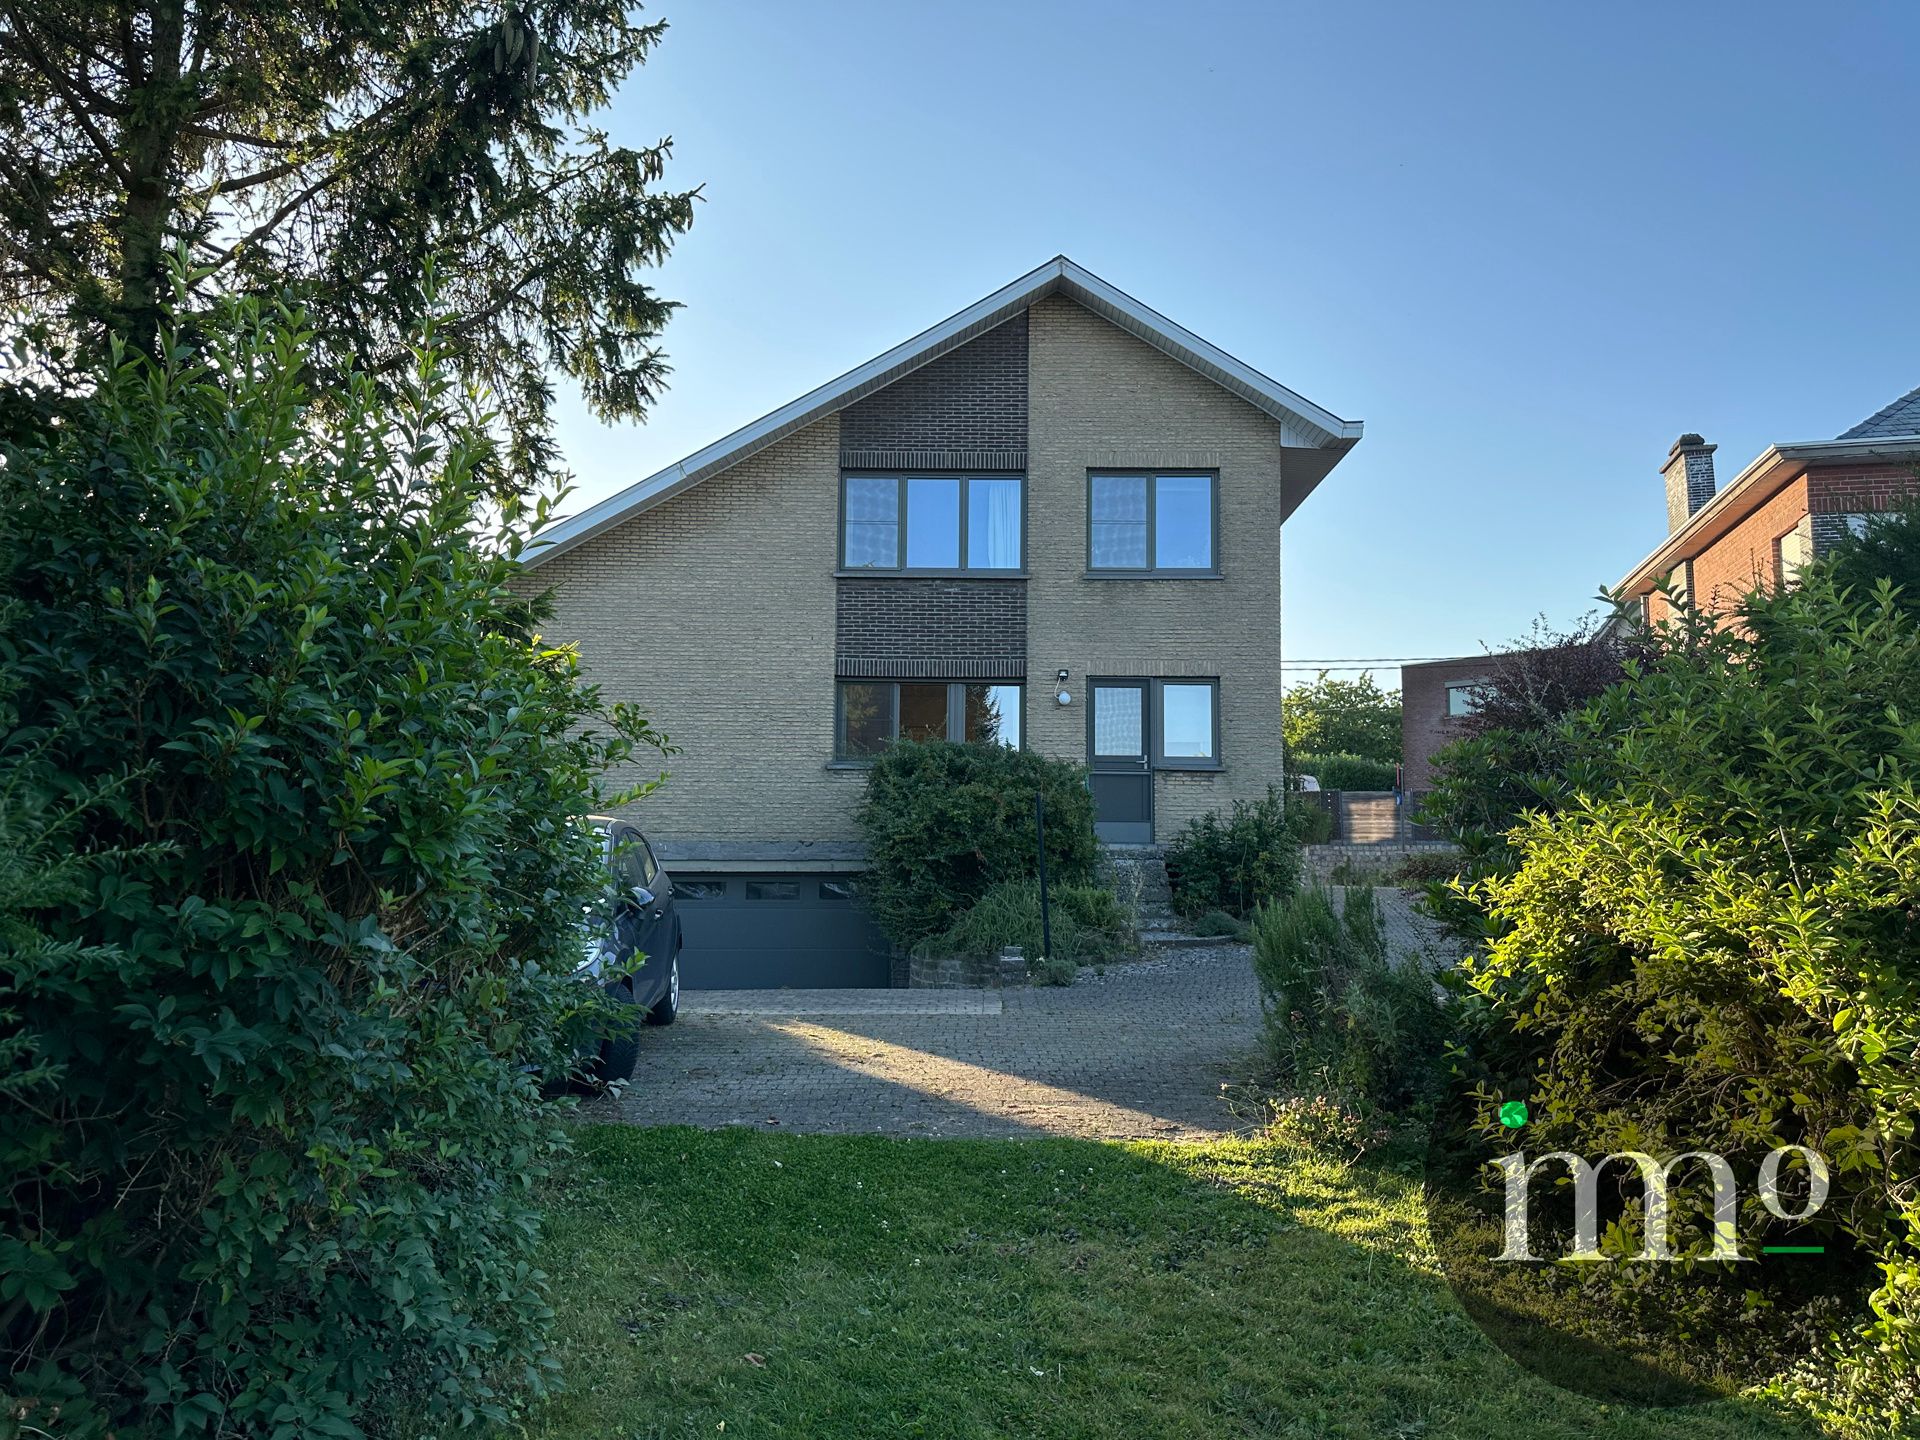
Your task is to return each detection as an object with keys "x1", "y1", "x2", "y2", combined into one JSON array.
[{"x1": 1662, "y1": 433, "x2": 1717, "y2": 533}]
